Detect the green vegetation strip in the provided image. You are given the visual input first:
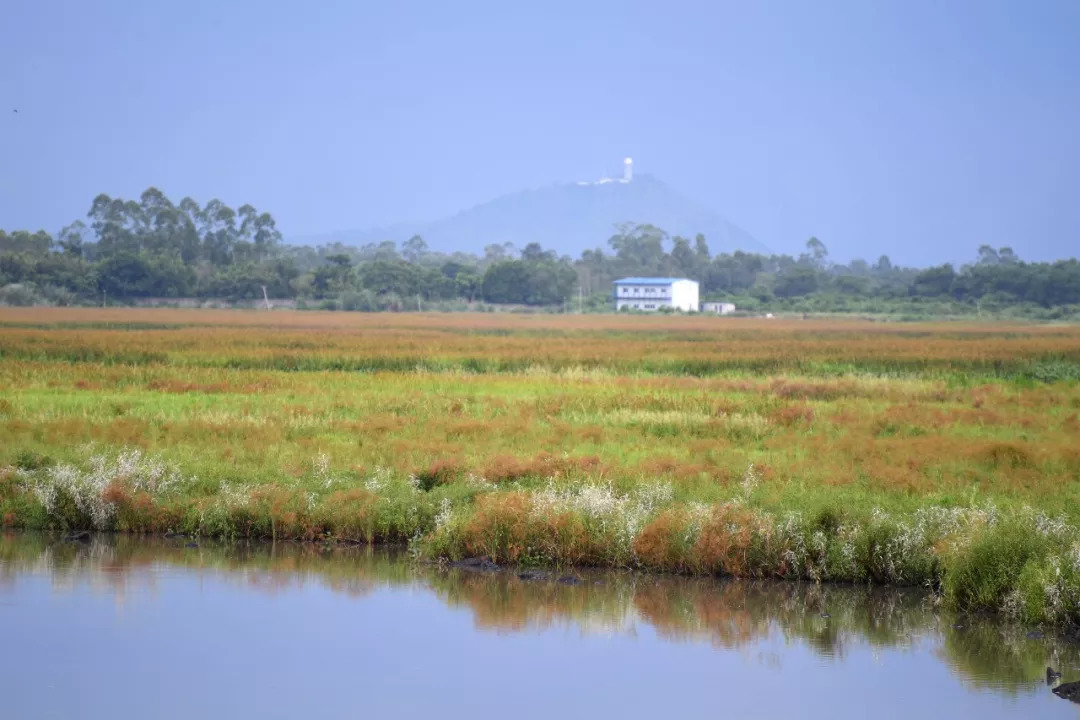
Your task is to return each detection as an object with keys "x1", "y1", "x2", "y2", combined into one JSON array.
[
  {"x1": 2, "y1": 344, "x2": 1078, "y2": 383},
  {"x1": 2, "y1": 450, "x2": 1079, "y2": 628}
]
